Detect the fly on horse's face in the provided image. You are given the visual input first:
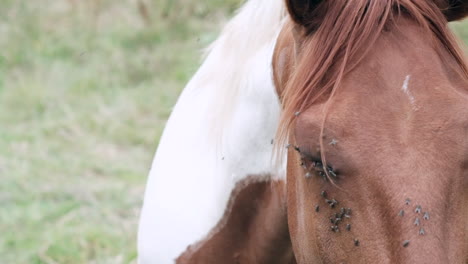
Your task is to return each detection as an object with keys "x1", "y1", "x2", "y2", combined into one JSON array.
[{"x1": 274, "y1": 0, "x2": 468, "y2": 263}]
